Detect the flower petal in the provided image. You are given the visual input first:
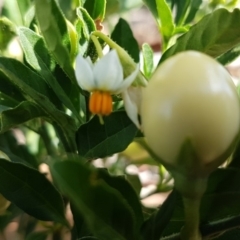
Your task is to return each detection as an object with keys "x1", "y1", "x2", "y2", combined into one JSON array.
[
  {"x1": 93, "y1": 50, "x2": 123, "y2": 91},
  {"x1": 75, "y1": 54, "x2": 95, "y2": 91},
  {"x1": 113, "y1": 64, "x2": 139, "y2": 93},
  {"x1": 122, "y1": 89, "x2": 141, "y2": 128}
]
